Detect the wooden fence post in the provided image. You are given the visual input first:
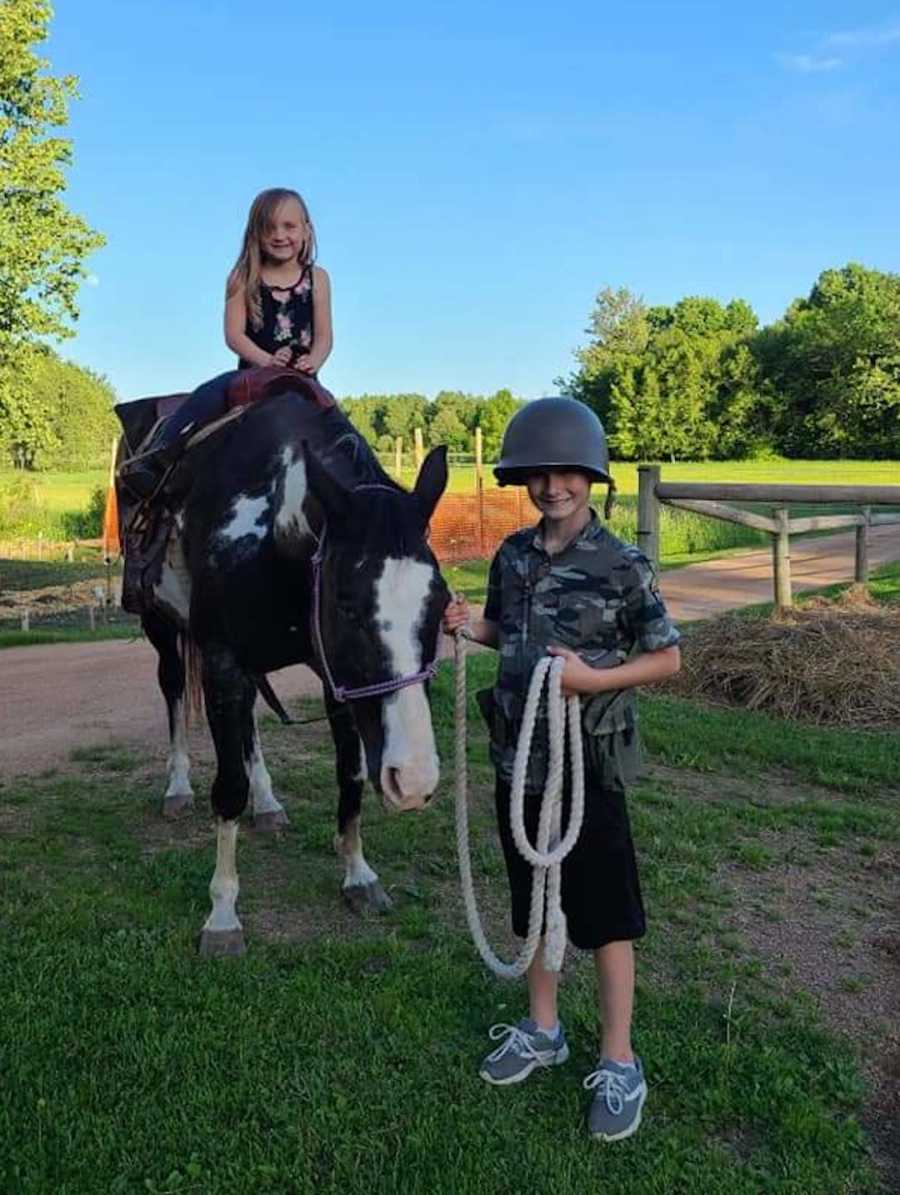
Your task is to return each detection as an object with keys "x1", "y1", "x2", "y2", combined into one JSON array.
[
  {"x1": 394, "y1": 437, "x2": 403, "y2": 478},
  {"x1": 474, "y1": 427, "x2": 485, "y2": 556},
  {"x1": 773, "y1": 507, "x2": 792, "y2": 611},
  {"x1": 414, "y1": 427, "x2": 424, "y2": 472},
  {"x1": 855, "y1": 507, "x2": 870, "y2": 583},
  {"x1": 637, "y1": 465, "x2": 661, "y2": 570}
]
